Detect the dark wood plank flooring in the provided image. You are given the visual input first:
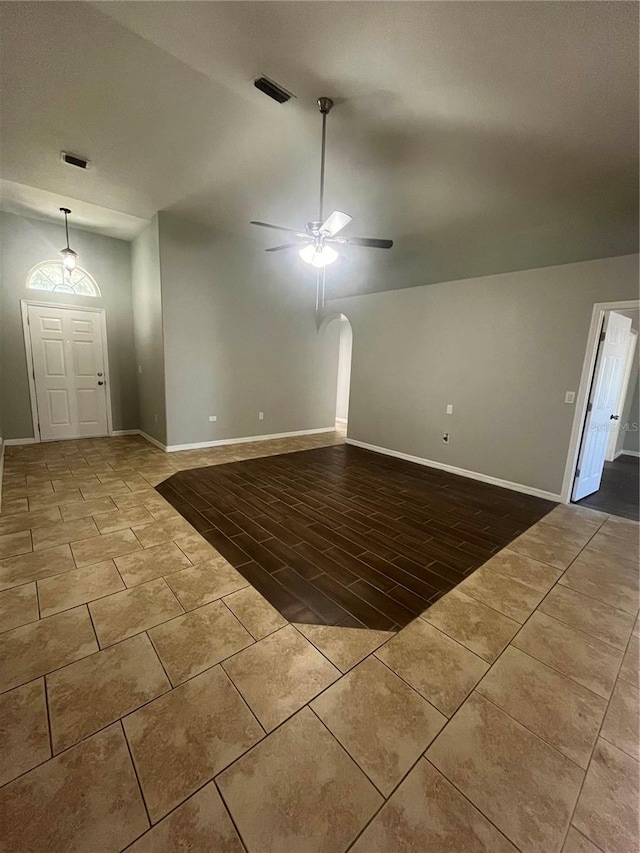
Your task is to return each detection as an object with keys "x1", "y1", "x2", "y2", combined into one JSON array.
[
  {"x1": 157, "y1": 445, "x2": 556, "y2": 630},
  {"x1": 574, "y1": 455, "x2": 640, "y2": 521}
]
